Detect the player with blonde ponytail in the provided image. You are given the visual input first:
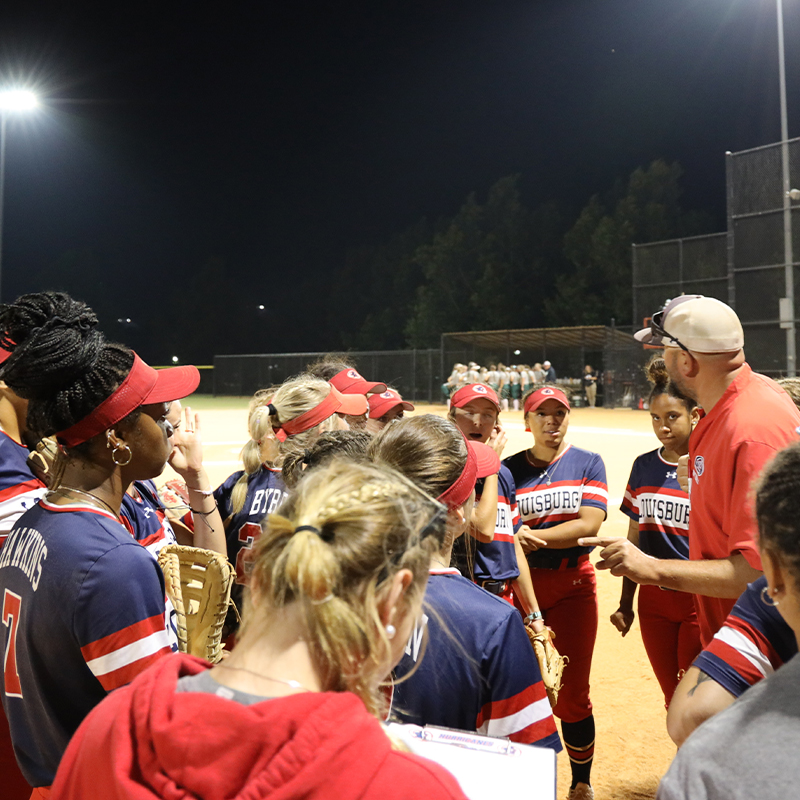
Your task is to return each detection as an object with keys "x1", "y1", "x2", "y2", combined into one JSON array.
[{"x1": 52, "y1": 460, "x2": 466, "y2": 800}]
